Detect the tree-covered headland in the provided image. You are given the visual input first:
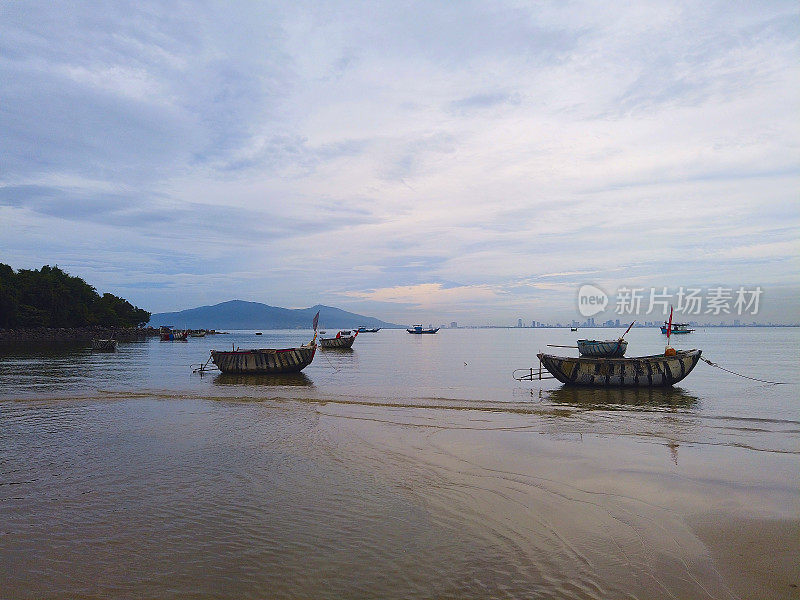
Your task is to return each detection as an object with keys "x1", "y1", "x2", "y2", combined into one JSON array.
[{"x1": 0, "y1": 264, "x2": 150, "y2": 329}]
